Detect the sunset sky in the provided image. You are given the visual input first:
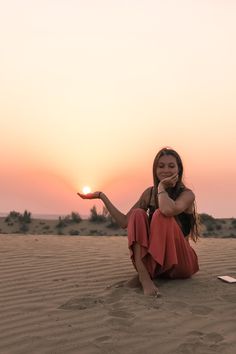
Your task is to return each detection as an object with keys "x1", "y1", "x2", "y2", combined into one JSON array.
[{"x1": 1, "y1": 0, "x2": 236, "y2": 218}]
